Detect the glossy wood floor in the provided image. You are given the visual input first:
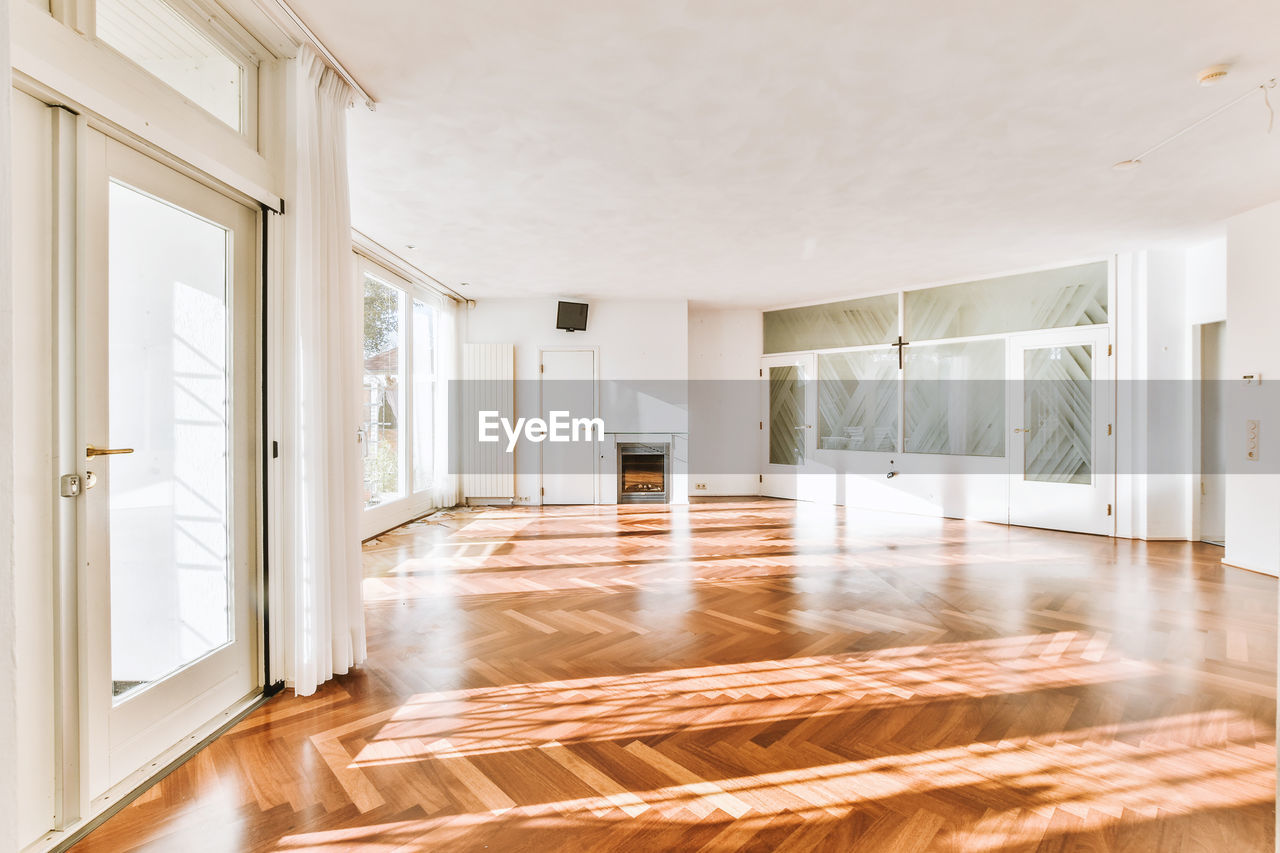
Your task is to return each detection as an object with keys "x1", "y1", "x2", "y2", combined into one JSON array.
[{"x1": 75, "y1": 499, "x2": 1276, "y2": 852}]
